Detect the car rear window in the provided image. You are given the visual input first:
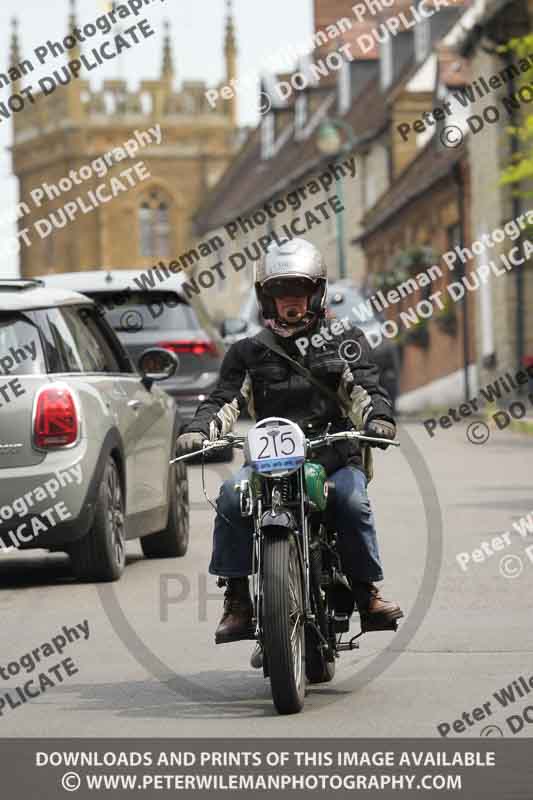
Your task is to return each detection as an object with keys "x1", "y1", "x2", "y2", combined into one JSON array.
[
  {"x1": 0, "y1": 313, "x2": 46, "y2": 375},
  {"x1": 90, "y1": 291, "x2": 201, "y2": 333},
  {"x1": 31, "y1": 306, "x2": 132, "y2": 374}
]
